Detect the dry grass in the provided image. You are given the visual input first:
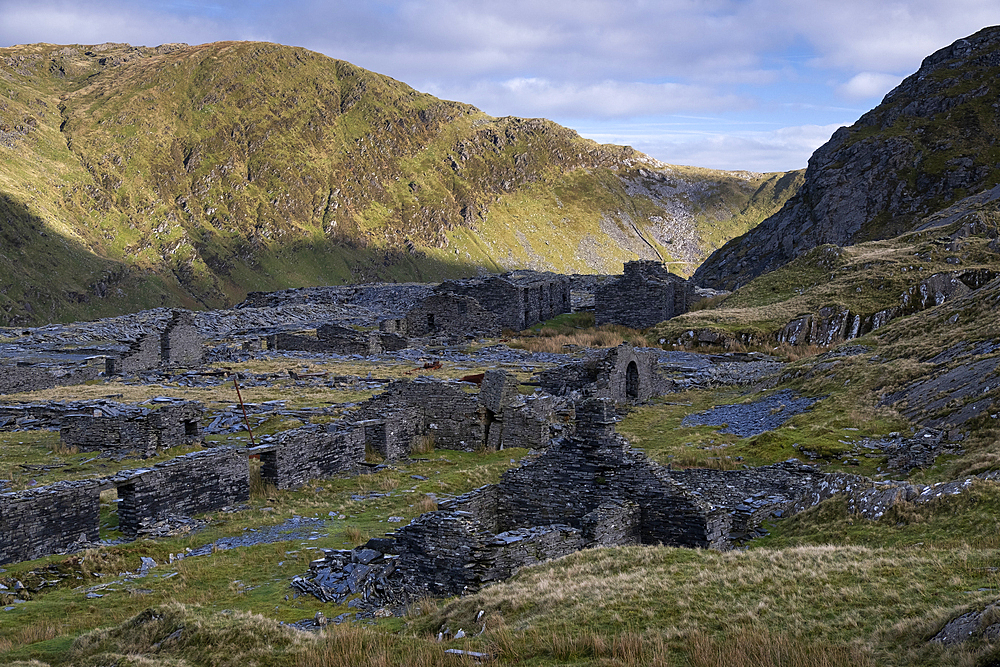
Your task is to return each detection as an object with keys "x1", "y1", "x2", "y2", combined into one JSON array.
[
  {"x1": 410, "y1": 434, "x2": 435, "y2": 456},
  {"x1": 415, "y1": 494, "x2": 438, "y2": 513},
  {"x1": 686, "y1": 627, "x2": 875, "y2": 667},
  {"x1": 510, "y1": 325, "x2": 649, "y2": 353}
]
